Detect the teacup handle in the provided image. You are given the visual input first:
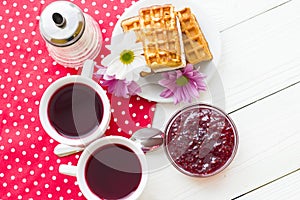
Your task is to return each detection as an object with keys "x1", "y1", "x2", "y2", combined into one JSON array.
[
  {"x1": 81, "y1": 59, "x2": 95, "y2": 78},
  {"x1": 59, "y1": 164, "x2": 77, "y2": 177}
]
